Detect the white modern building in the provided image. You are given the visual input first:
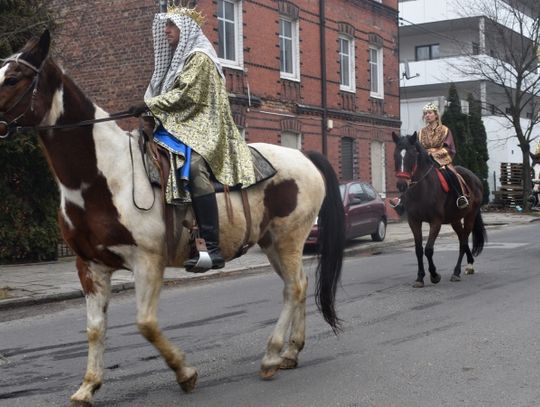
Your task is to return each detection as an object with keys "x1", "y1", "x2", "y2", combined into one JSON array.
[{"x1": 399, "y1": 0, "x2": 540, "y2": 198}]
